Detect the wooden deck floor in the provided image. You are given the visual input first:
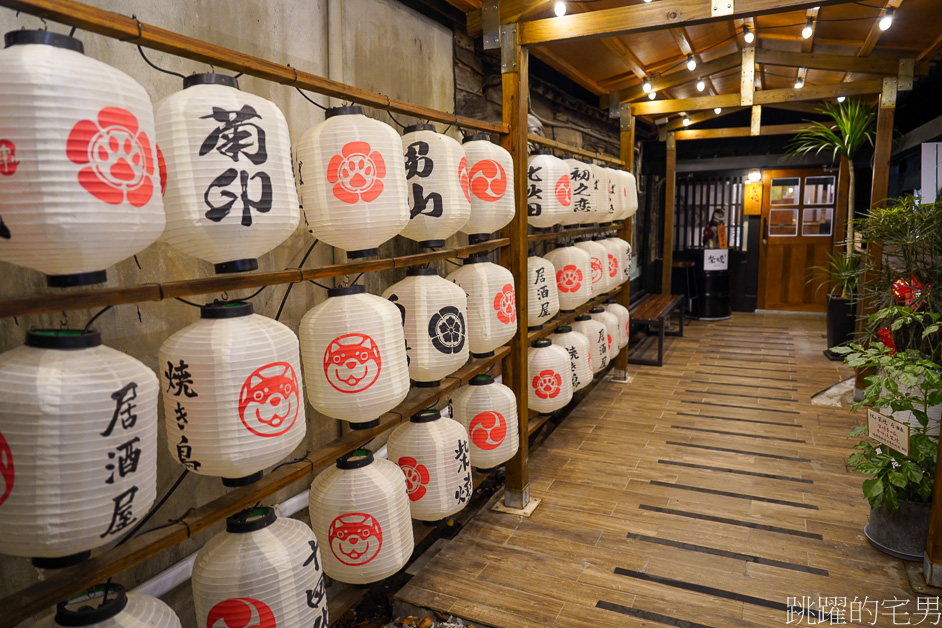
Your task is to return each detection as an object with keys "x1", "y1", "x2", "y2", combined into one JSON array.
[{"x1": 396, "y1": 313, "x2": 922, "y2": 628}]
